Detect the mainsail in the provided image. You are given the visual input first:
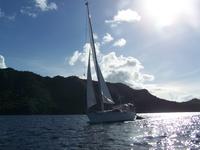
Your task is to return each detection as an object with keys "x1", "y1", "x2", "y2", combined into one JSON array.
[
  {"x1": 86, "y1": 51, "x2": 97, "y2": 109},
  {"x1": 86, "y1": 2, "x2": 114, "y2": 110}
]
